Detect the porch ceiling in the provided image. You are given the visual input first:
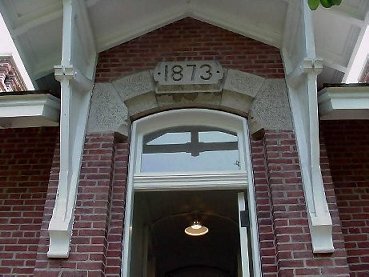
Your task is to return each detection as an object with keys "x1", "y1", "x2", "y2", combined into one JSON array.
[{"x1": 0, "y1": 0, "x2": 368, "y2": 87}]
